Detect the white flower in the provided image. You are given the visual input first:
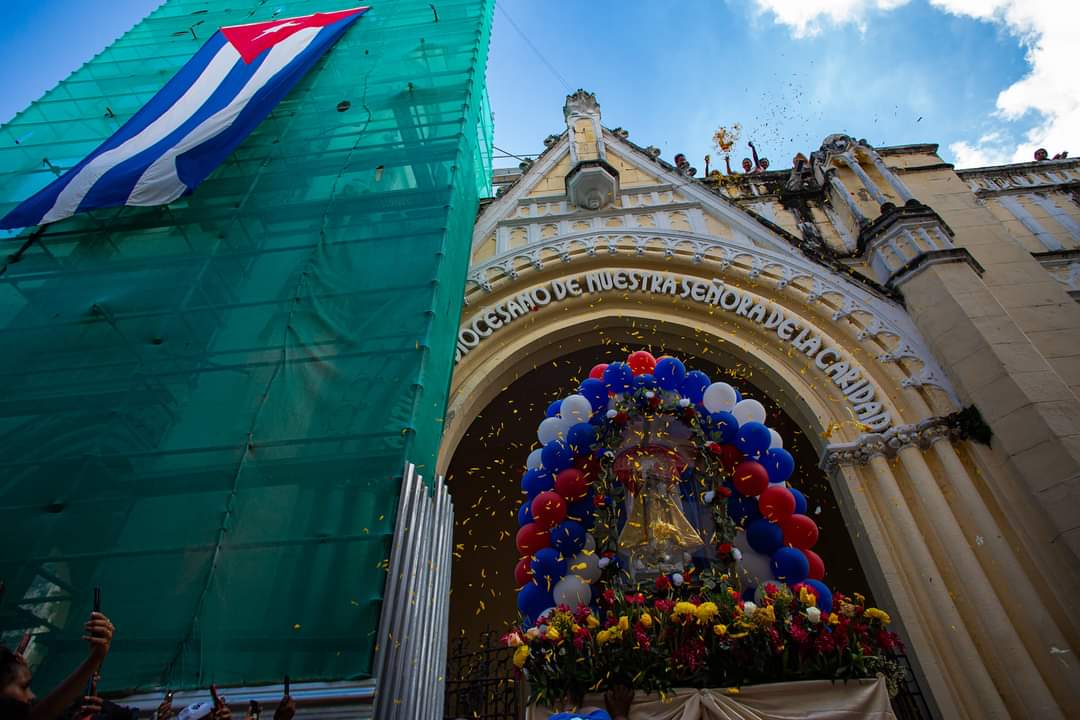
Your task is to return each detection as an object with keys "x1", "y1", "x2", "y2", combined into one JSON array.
[
  {"x1": 703, "y1": 490, "x2": 716, "y2": 504},
  {"x1": 645, "y1": 391, "x2": 655, "y2": 399},
  {"x1": 598, "y1": 557, "x2": 611, "y2": 569},
  {"x1": 606, "y1": 409, "x2": 617, "y2": 419},
  {"x1": 672, "y1": 573, "x2": 684, "y2": 586},
  {"x1": 678, "y1": 398, "x2": 691, "y2": 407},
  {"x1": 732, "y1": 548, "x2": 742, "y2": 561},
  {"x1": 743, "y1": 602, "x2": 757, "y2": 617},
  {"x1": 806, "y1": 607, "x2": 822, "y2": 624}
]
